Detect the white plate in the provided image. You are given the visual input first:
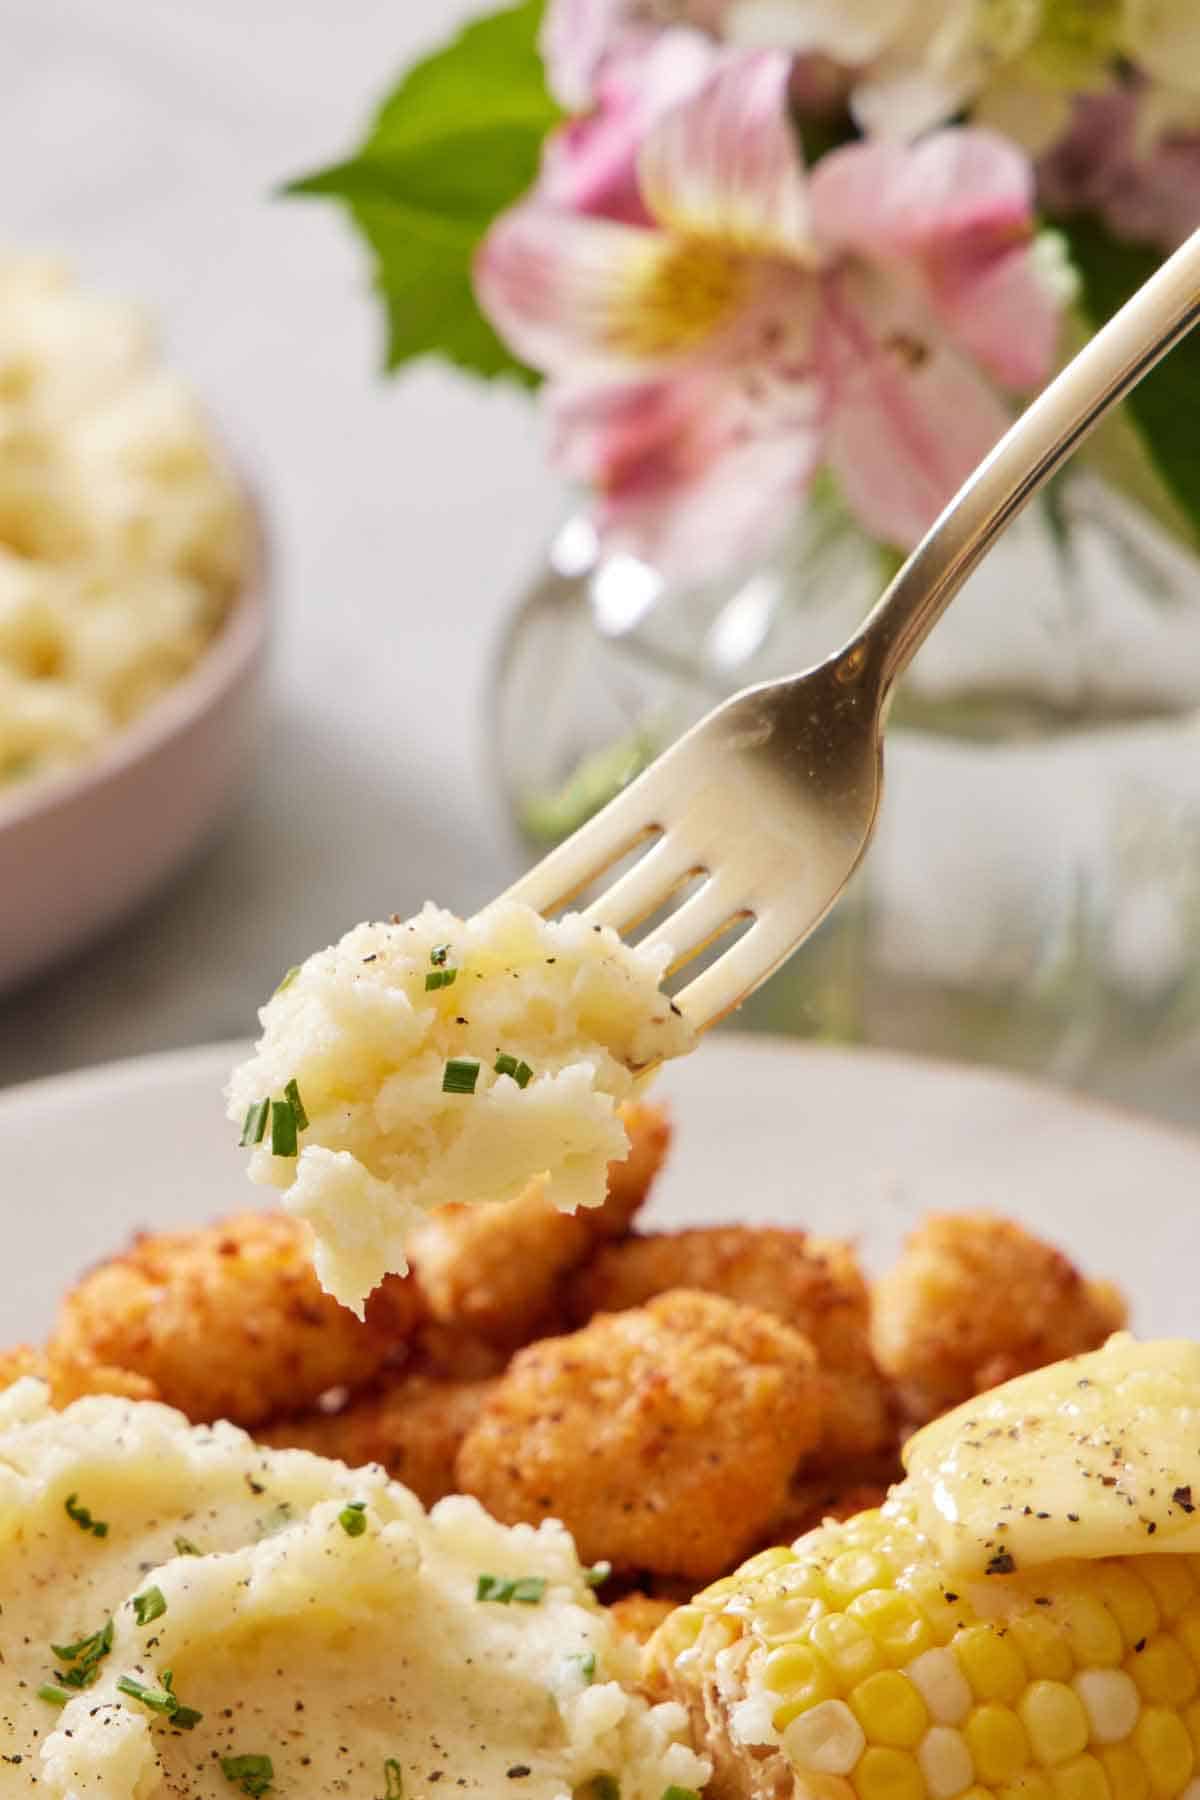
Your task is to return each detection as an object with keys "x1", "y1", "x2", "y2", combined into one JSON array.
[{"x1": 4, "y1": 1035, "x2": 1198, "y2": 1344}]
